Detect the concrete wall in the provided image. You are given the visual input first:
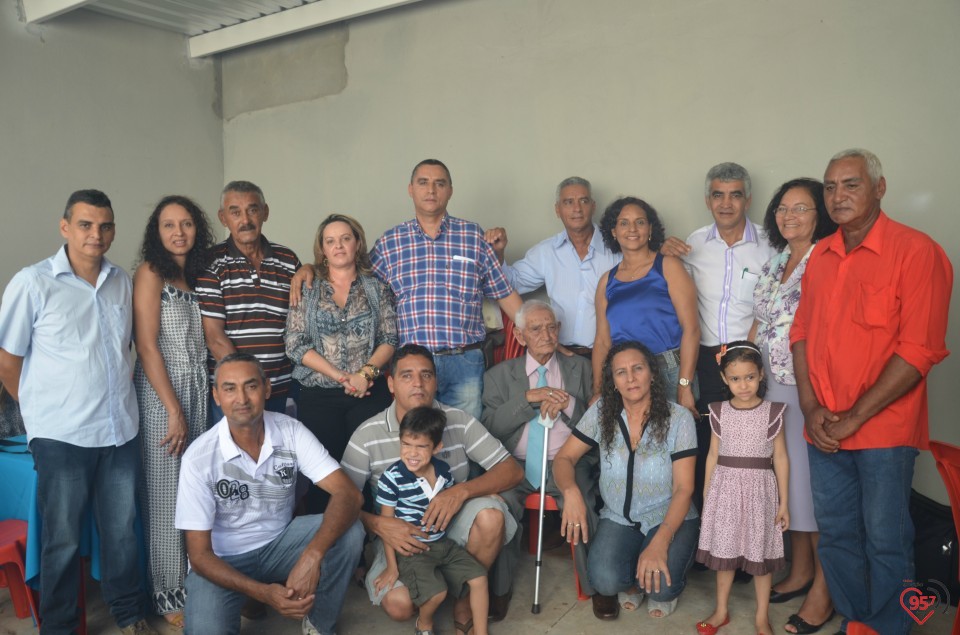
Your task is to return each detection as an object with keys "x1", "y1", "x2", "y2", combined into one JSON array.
[
  {"x1": 0, "y1": 2, "x2": 223, "y2": 287},
  {"x1": 219, "y1": 0, "x2": 960, "y2": 500}
]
